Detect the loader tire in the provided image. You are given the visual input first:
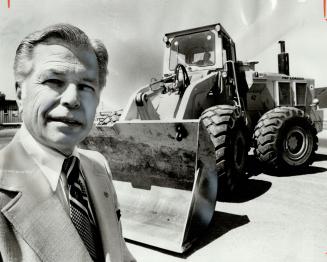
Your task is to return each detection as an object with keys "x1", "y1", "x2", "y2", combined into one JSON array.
[
  {"x1": 253, "y1": 107, "x2": 318, "y2": 171},
  {"x1": 201, "y1": 105, "x2": 248, "y2": 197}
]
